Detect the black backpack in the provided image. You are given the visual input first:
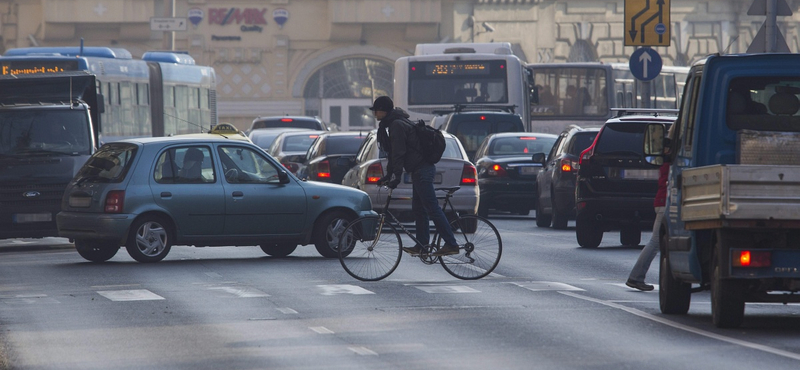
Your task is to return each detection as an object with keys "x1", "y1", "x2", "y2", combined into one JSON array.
[{"x1": 408, "y1": 119, "x2": 446, "y2": 164}]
